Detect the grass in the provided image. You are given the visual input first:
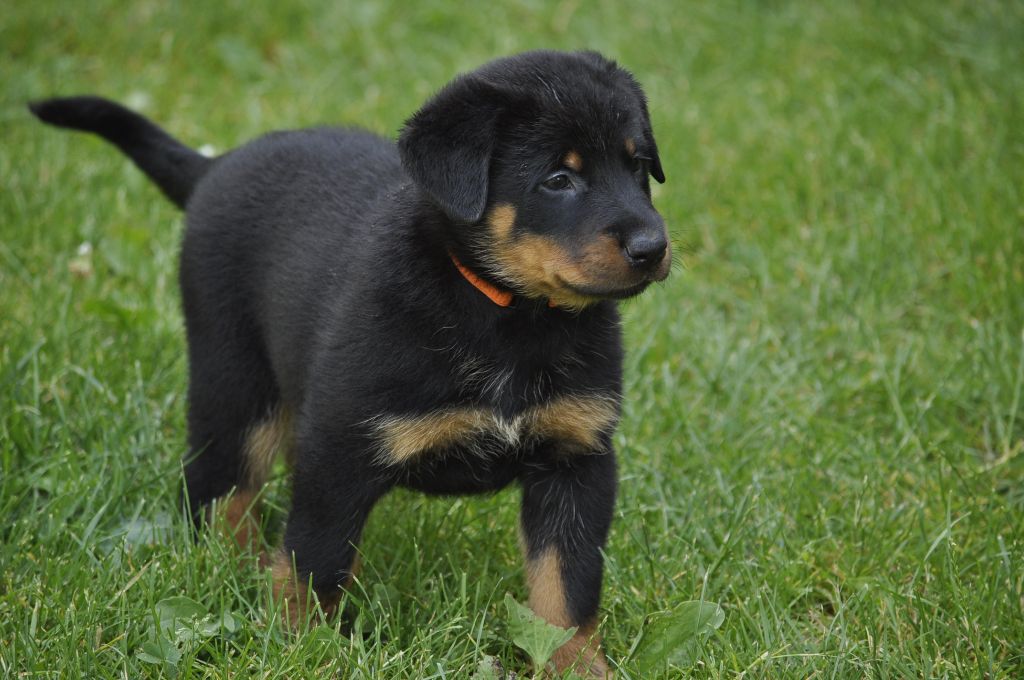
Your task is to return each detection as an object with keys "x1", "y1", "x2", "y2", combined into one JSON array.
[{"x1": 2, "y1": 0, "x2": 1023, "y2": 677}]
